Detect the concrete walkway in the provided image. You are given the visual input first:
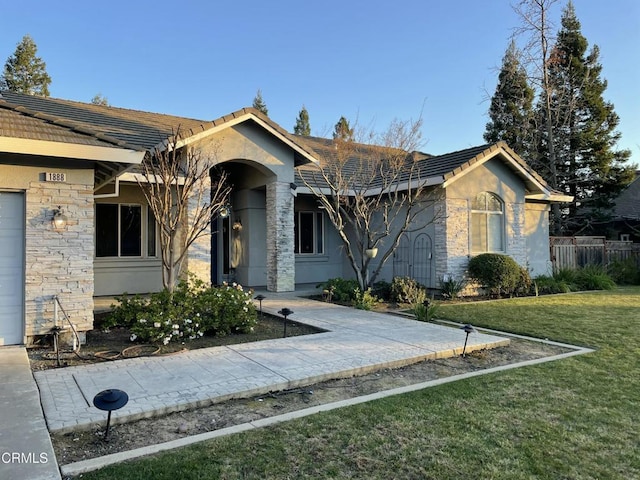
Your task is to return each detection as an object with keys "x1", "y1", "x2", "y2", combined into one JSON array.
[
  {"x1": 0, "y1": 347, "x2": 61, "y2": 480},
  {"x1": 34, "y1": 293, "x2": 509, "y2": 435}
]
